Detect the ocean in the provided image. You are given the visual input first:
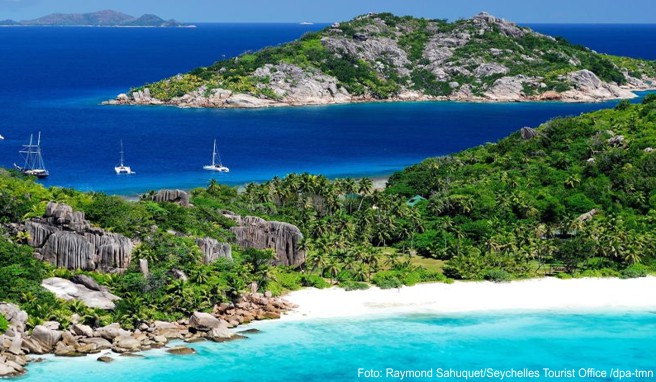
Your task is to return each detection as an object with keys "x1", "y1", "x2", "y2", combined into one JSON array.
[
  {"x1": 20, "y1": 311, "x2": 656, "y2": 381},
  {"x1": 0, "y1": 24, "x2": 655, "y2": 195}
]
